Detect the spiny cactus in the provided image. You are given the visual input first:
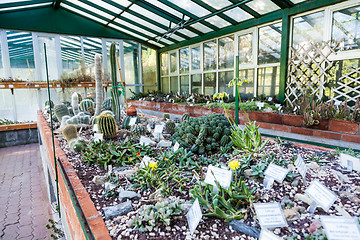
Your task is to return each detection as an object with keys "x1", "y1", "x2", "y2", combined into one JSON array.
[
  {"x1": 122, "y1": 116, "x2": 141, "y2": 129},
  {"x1": 62, "y1": 124, "x2": 77, "y2": 142},
  {"x1": 54, "y1": 103, "x2": 70, "y2": 122},
  {"x1": 94, "y1": 54, "x2": 103, "y2": 116},
  {"x1": 98, "y1": 113, "x2": 117, "y2": 138},
  {"x1": 130, "y1": 124, "x2": 146, "y2": 136},
  {"x1": 60, "y1": 115, "x2": 71, "y2": 130},
  {"x1": 181, "y1": 113, "x2": 190, "y2": 122},
  {"x1": 45, "y1": 100, "x2": 54, "y2": 108},
  {"x1": 66, "y1": 116, "x2": 79, "y2": 126},
  {"x1": 72, "y1": 92, "x2": 80, "y2": 115},
  {"x1": 174, "y1": 118, "x2": 180, "y2": 124},
  {"x1": 102, "y1": 97, "x2": 112, "y2": 111},
  {"x1": 110, "y1": 43, "x2": 121, "y2": 122},
  {"x1": 77, "y1": 113, "x2": 90, "y2": 125},
  {"x1": 163, "y1": 113, "x2": 170, "y2": 120},
  {"x1": 91, "y1": 115, "x2": 100, "y2": 125},
  {"x1": 79, "y1": 99, "x2": 95, "y2": 114},
  {"x1": 62, "y1": 101, "x2": 71, "y2": 107},
  {"x1": 165, "y1": 120, "x2": 176, "y2": 135},
  {"x1": 69, "y1": 138, "x2": 85, "y2": 153}
]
